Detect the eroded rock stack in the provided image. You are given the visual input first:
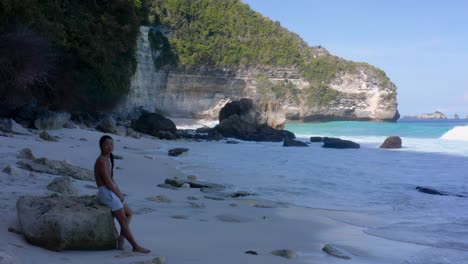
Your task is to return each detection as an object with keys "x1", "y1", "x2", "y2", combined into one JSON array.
[{"x1": 212, "y1": 98, "x2": 293, "y2": 142}]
